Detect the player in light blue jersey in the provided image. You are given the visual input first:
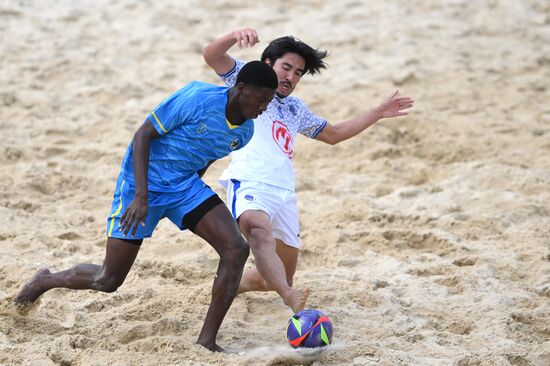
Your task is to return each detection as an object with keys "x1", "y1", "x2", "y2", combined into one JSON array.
[{"x1": 15, "y1": 61, "x2": 278, "y2": 352}]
